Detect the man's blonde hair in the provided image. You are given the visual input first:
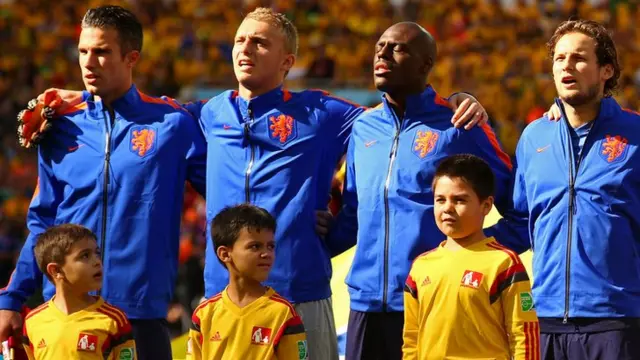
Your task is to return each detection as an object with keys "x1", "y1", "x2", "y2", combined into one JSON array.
[{"x1": 245, "y1": 7, "x2": 298, "y2": 56}]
